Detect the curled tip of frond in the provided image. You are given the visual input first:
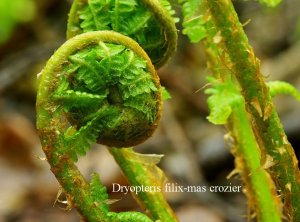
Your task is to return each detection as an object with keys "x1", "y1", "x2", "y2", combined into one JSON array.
[{"x1": 37, "y1": 31, "x2": 162, "y2": 161}]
